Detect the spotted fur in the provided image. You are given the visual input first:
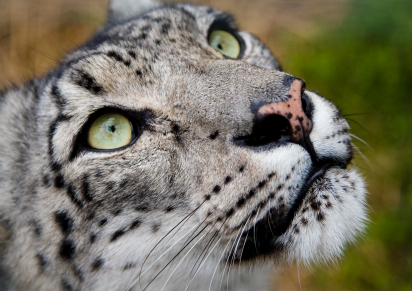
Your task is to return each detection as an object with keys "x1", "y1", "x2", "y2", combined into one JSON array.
[{"x1": 0, "y1": 0, "x2": 367, "y2": 290}]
